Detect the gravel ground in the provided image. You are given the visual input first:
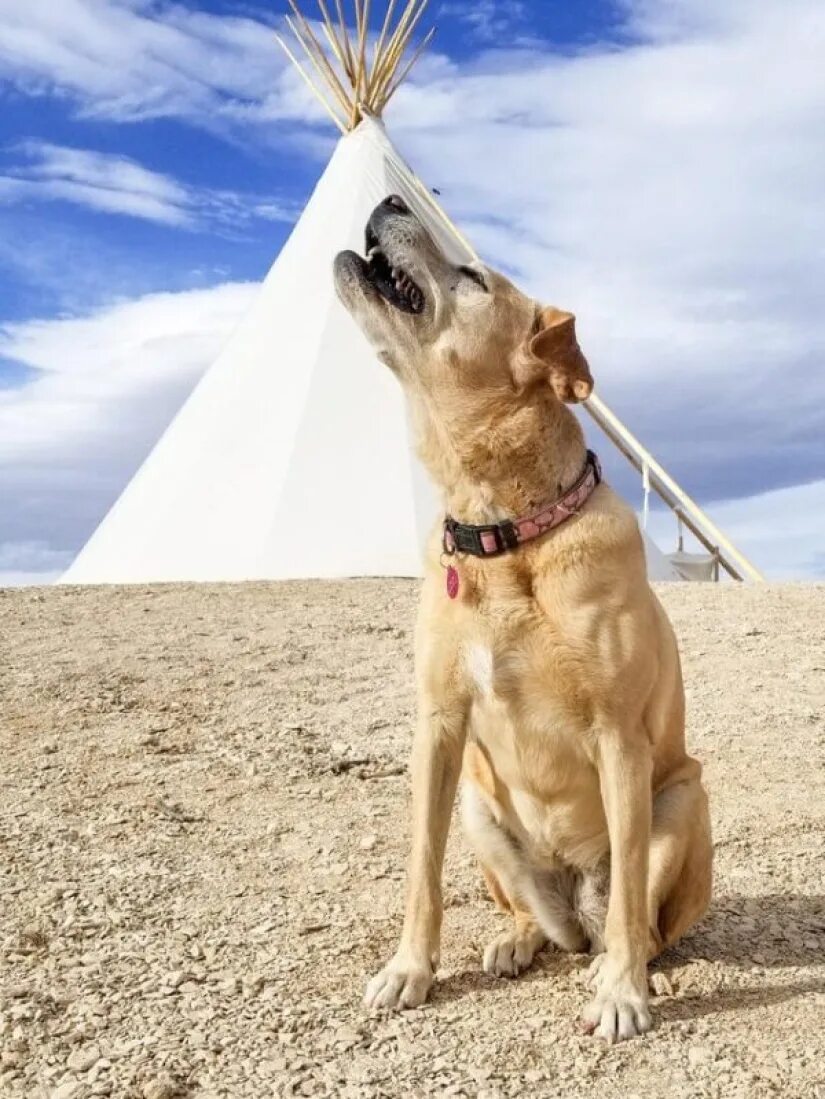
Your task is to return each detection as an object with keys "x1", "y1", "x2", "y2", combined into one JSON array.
[{"x1": 1, "y1": 580, "x2": 824, "y2": 1099}]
